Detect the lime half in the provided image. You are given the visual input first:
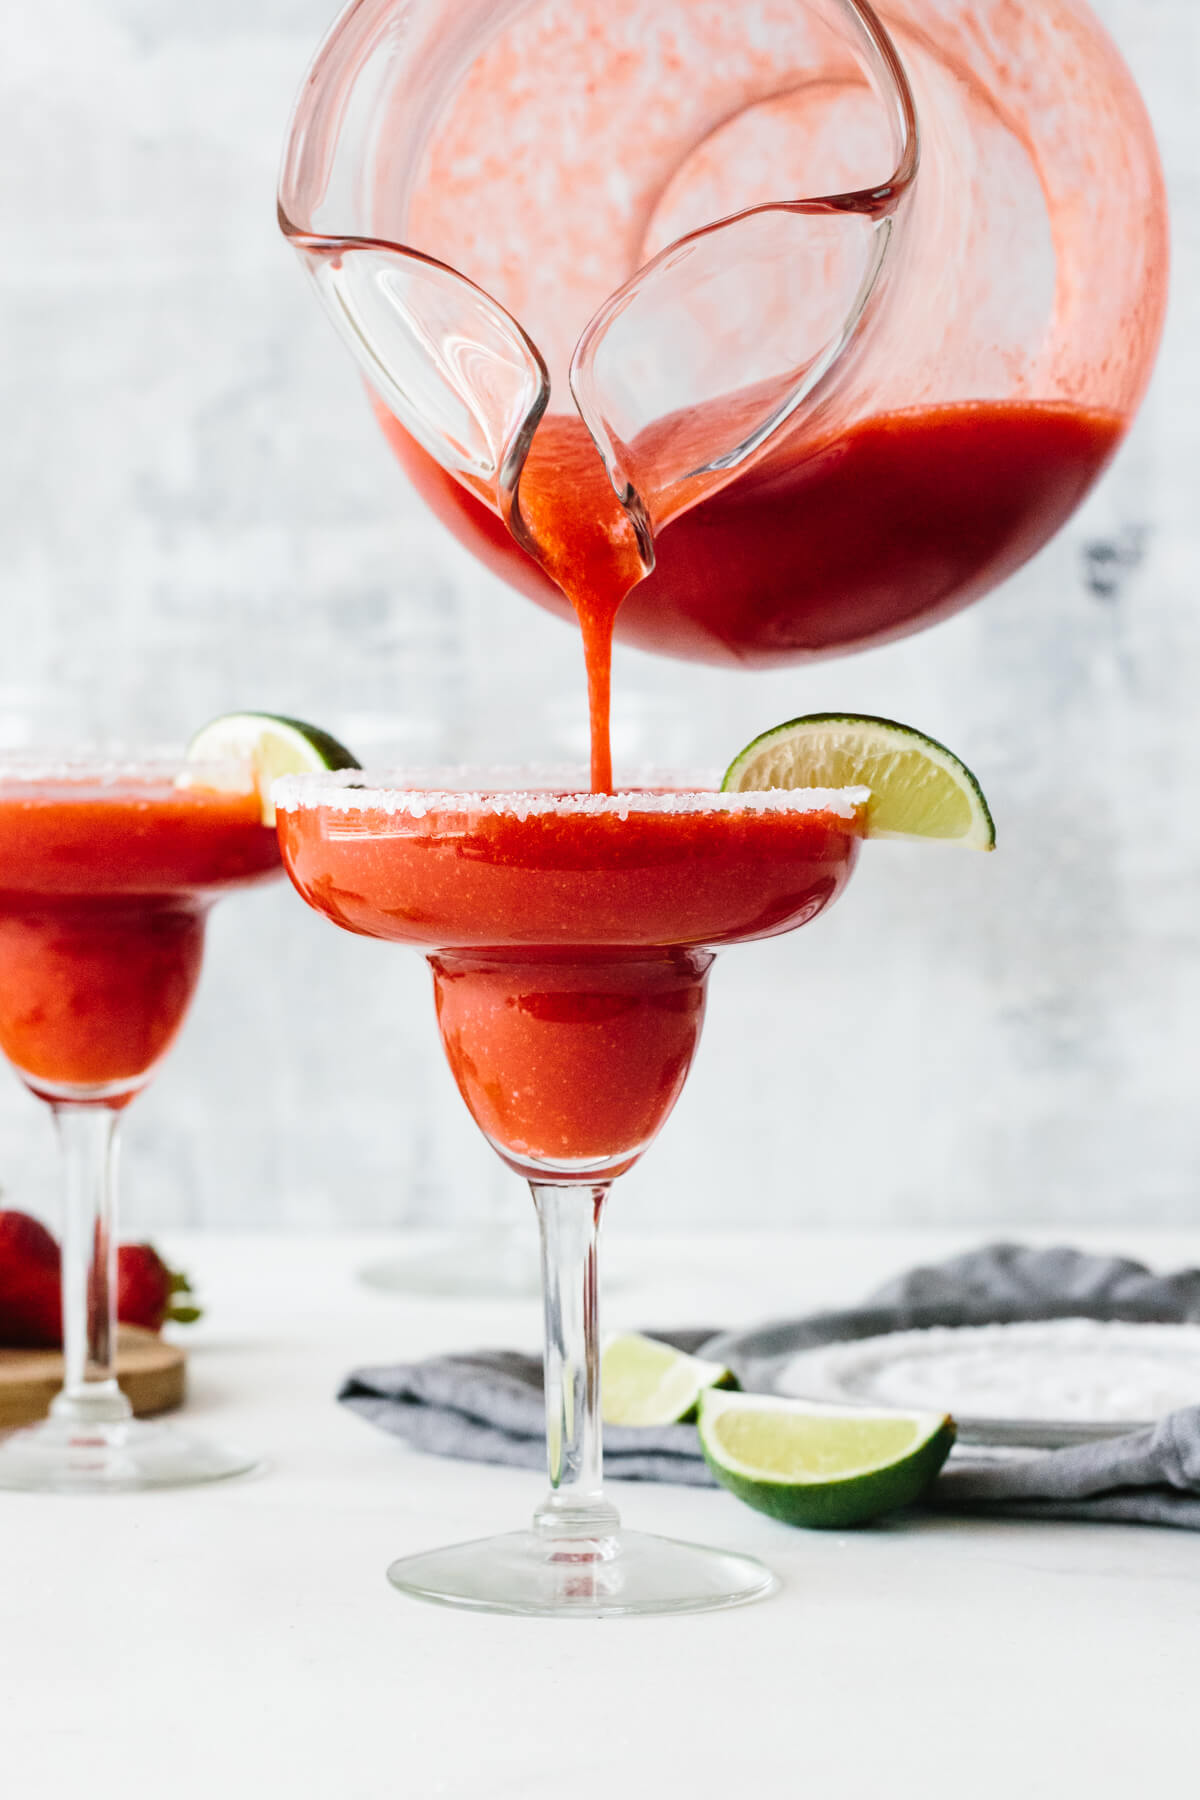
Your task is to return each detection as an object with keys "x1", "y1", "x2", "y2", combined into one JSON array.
[
  {"x1": 183, "y1": 713, "x2": 361, "y2": 826},
  {"x1": 698, "y1": 1390, "x2": 955, "y2": 1528},
  {"x1": 602, "y1": 1332, "x2": 736, "y2": 1427},
  {"x1": 723, "y1": 713, "x2": 994, "y2": 849}
]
